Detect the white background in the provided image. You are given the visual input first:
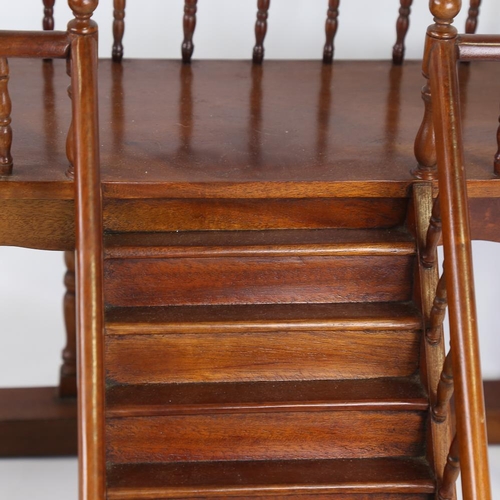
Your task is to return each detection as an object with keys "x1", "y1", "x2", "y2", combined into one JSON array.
[{"x1": 1, "y1": 1, "x2": 500, "y2": 498}]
